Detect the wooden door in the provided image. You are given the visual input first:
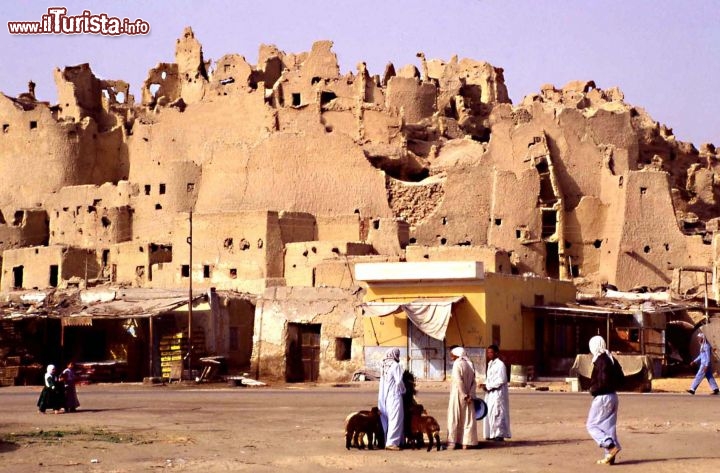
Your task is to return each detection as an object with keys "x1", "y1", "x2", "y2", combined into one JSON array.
[{"x1": 408, "y1": 323, "x2": 445, "y2": 380}]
